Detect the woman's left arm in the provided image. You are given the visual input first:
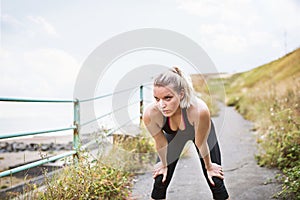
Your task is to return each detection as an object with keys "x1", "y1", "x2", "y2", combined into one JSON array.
[{"x1": 194, "y1": 107, "x2": 224, "y2": 186}]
